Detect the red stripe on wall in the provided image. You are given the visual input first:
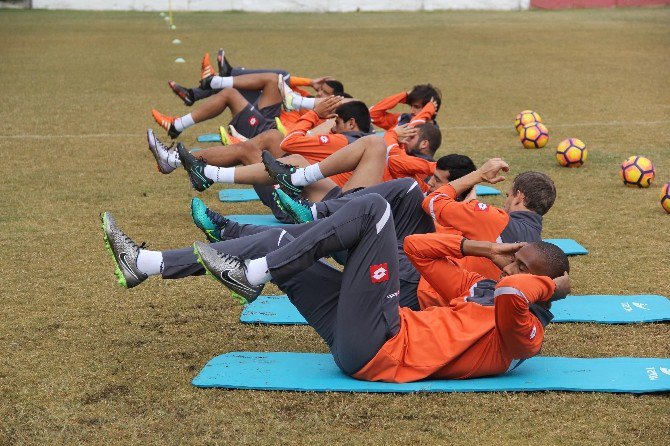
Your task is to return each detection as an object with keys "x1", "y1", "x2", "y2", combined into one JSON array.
[{"x1": 531, "y1": 0, "x2": 669, "y2": 8}]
